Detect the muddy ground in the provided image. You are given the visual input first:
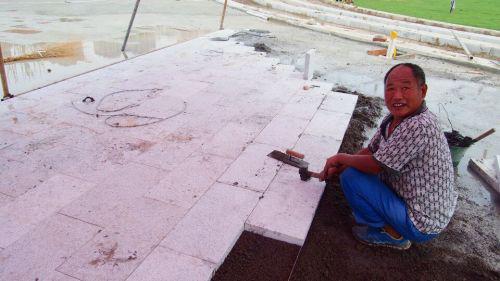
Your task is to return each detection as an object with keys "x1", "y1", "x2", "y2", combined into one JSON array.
[{"x1": 214, "y1": 29, "x2": 499, "y2": 280}]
